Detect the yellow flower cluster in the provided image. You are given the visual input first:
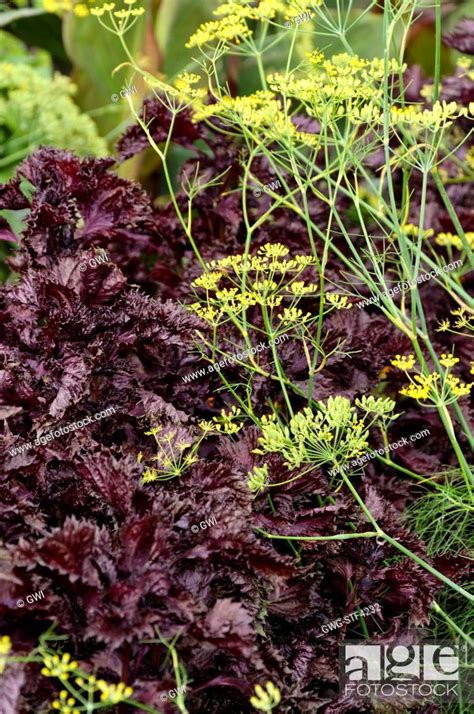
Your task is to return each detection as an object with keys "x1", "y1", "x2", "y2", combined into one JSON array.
[
  {"x1": 195, "y1": 90, "x2": 308, "y2": 144},
  {"x1": 402, "y1": 223, "x2": 434, "y2": 239},
  {"x1": 399, "y1": 373, "x2": 440, "y2": 400},
  {"x1": 268, "y1": 54, "x2": 405, "y2": 127},
  {"x1": 0, "y1": 635, "x2": 11, "y2": 675},
  {"x1": 435, "y1": 231, "x2": 474, "y2": 251},
  {"x1": 437, "y1": 308, "x2": 474, "y2": 337},
  {"x1": 391, "y1": 352, "x2": 473, "y2": 403},
  {"x1": 43, "y1": 0, "x2": 90, "y2": 16},
  {"x1": 97, "y1": 679, "x2": 134, "y2": 703},
  {"x1": 174, "y1": 73, "x2": 207, "y2": 105},
  {"x1": 278, "y1": 306, "x2": 311, "y2": 326},
  {"x1": 250, "y1": 681, "x2": 281, "y2": 711},
  {"x1": 189, "y1": 244, "x2": 318, "y2": 325},
  {"x1": 254, "y1": 395, "x2": 396, "y2": 471},
  {"x1": 41, "y1": 653, "x2": 79, "y2": 681},
  {"x1": 90, "y1": 0, "x2": 144, "y2": 19},
  {"x1": 48, "y1": 671, "x2": 133, "y2": 712},
  {"x1": 247, "y1": 463, "x2": 269, "y2": 494},
  {"x1": 186, "y1": 0, "x2": 321, "y2": 48},
  {"x1": 325, "y1": 293, "x2": 352, "y2": 310},
  {"x1": 51, "y1": 690, "x2": 80, "y2": 714},
  {"x1": 139, "y1": 425, "x2": 202, "y2": 482},
  {"x1": 211, "y1": 405, "x2": 244, "y2": 435},
  {"x1": 390, "y1": 101, "x2": 466, "y2": 130},
  {"x1": 391, "y1": 354, "x2": 416, "y2": 370}
]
